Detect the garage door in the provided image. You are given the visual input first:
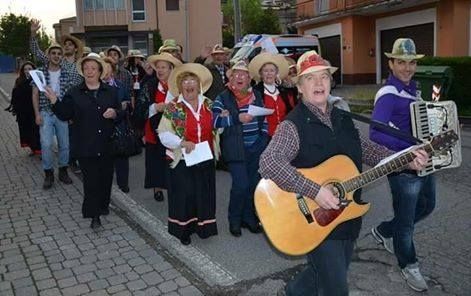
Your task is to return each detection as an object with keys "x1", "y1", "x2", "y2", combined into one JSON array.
[
  {"x1": 319, "y1": 35, "x2": 341, "y2": 85},
  {"x1": 380, "y1": 23, "x2": 434, "y2": 80}
]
